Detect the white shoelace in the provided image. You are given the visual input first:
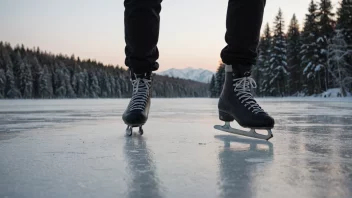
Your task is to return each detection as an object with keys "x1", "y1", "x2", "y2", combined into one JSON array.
[
  {"x1": 129, "y1": 77, "x2": 151, "y2": 111},
  {"x1": 233, "y1": 76, "x2": 264, "y2": 114}
]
